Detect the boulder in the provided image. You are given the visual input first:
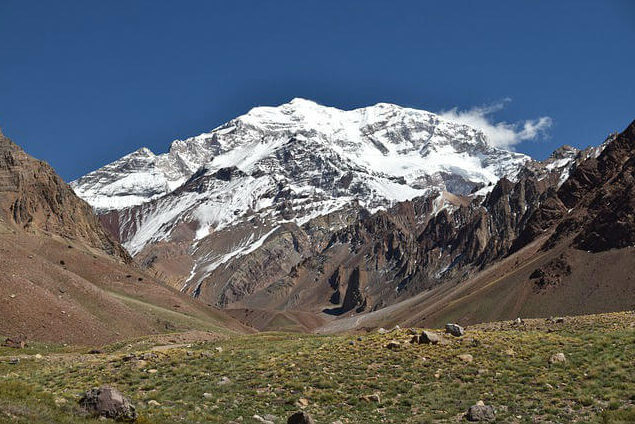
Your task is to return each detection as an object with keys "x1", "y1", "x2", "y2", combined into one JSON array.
[
  {"x1": 79, "y1": 386, "x2": 137, "y2": 422},
  {"x1": 445, "y1": 323, "x2": 465, "y2": 337},
  {"x1": 385, "y1": 340, "x2": 401, "y2": 350},
  {"x1": 466, "y1": 404, "x2": 496, "y2": 421},
  {"x1": 419, "y1": 330, "x2": 440, "y2": 345},
  {"x1": 549, "y1": 352, "x2": 566, "y2": 364},
  {"x1": 288, "y1": 411, "x2": 315, "y2": 424},
  {"x1": 360, "y1": 393, "x2": 381, "y2": 403},
  {"x1": 458, "y1": 353, "x2": 474, "y2": 363},
  {"x1": 254, "y1": 415, "x2": 275, "y2": 424}
]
